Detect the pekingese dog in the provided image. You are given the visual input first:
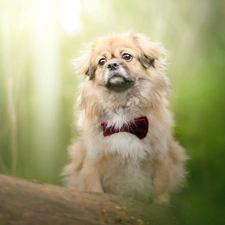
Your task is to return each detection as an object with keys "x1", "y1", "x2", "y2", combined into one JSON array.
[{"x1": 64, "y1": 31, "x2": 188, "y2": 204}]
